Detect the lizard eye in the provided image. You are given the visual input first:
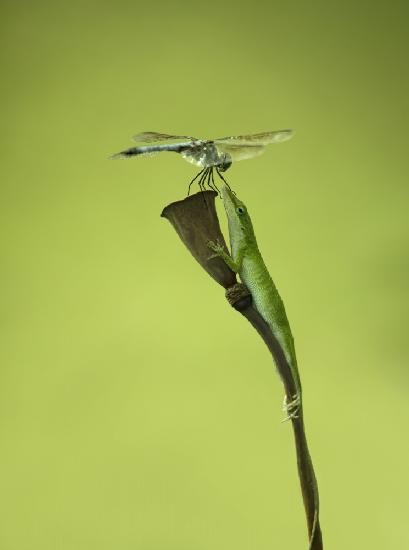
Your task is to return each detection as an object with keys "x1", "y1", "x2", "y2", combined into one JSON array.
[{"x1": 236, "y1": 206, "x2": 245, "y2": 215}]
